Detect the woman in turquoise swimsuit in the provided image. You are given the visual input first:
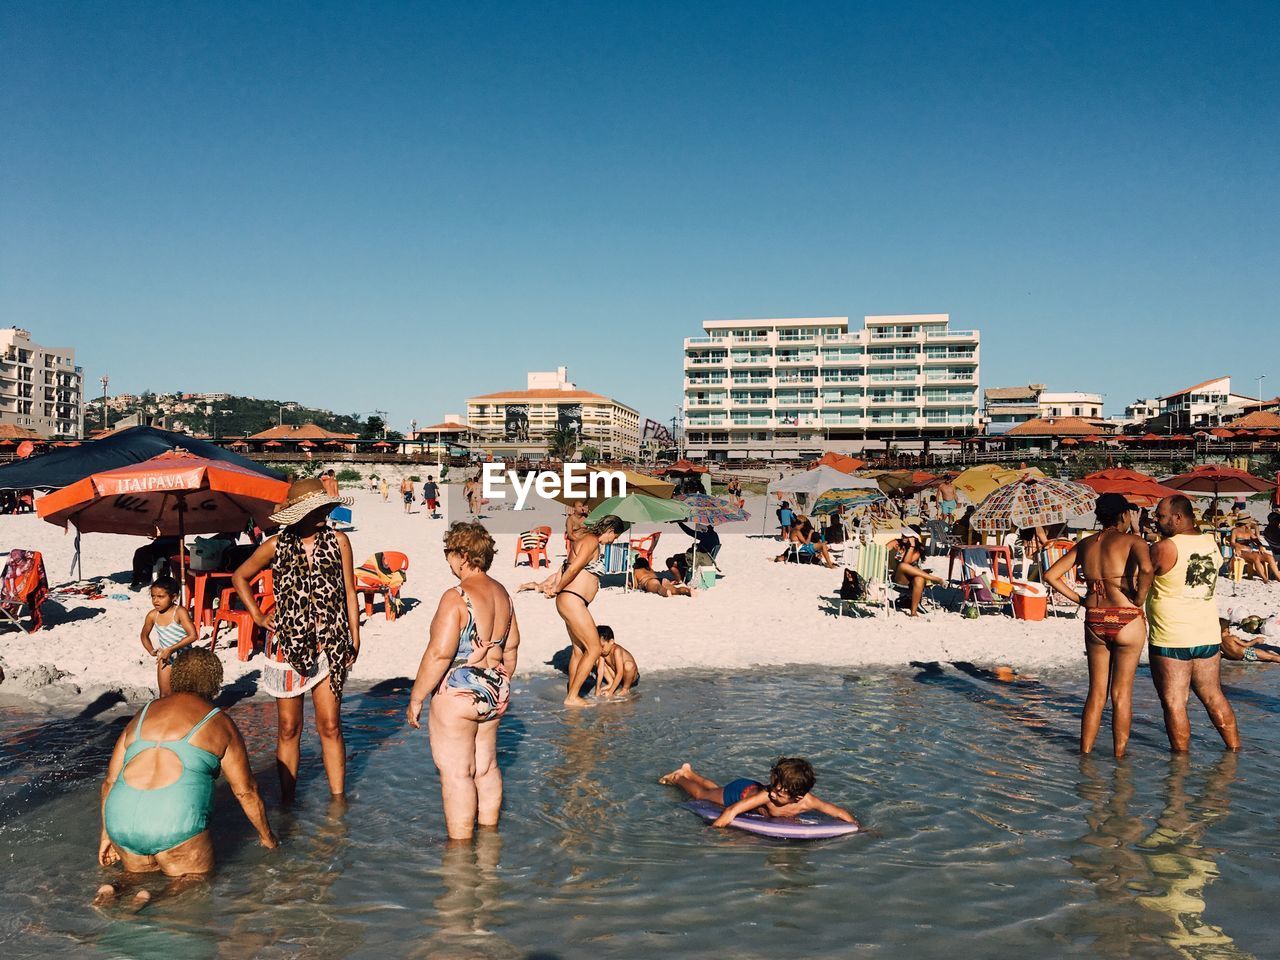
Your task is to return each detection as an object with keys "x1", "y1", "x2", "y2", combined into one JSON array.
[
  {"x1": 97, "y1": 649, "x2": 276, "y2": 903},
  {"x1": 408, "y1": 522, "x2": 522, "y2": 841}
]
